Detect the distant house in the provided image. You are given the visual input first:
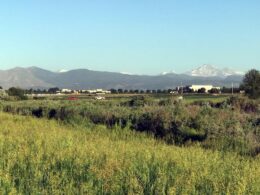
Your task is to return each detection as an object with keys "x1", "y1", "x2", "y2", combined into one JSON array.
[
  {"x1": 61, "y1": 89, "x2": 73, "y2": 93},
  {"x1": 86, "y1": 89, "x2": 111, "y2": 94},
  {"x1": 188, "y1": 85, "x2": 220, "y2": 93}
]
